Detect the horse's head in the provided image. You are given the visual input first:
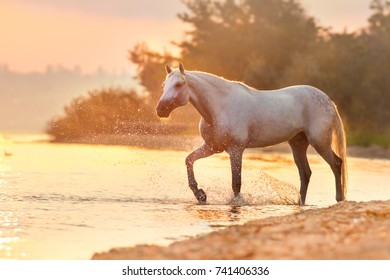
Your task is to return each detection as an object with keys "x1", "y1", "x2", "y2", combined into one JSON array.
[{"x1": 156, "y1": 62, "x2": 190, "y2": 118}]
